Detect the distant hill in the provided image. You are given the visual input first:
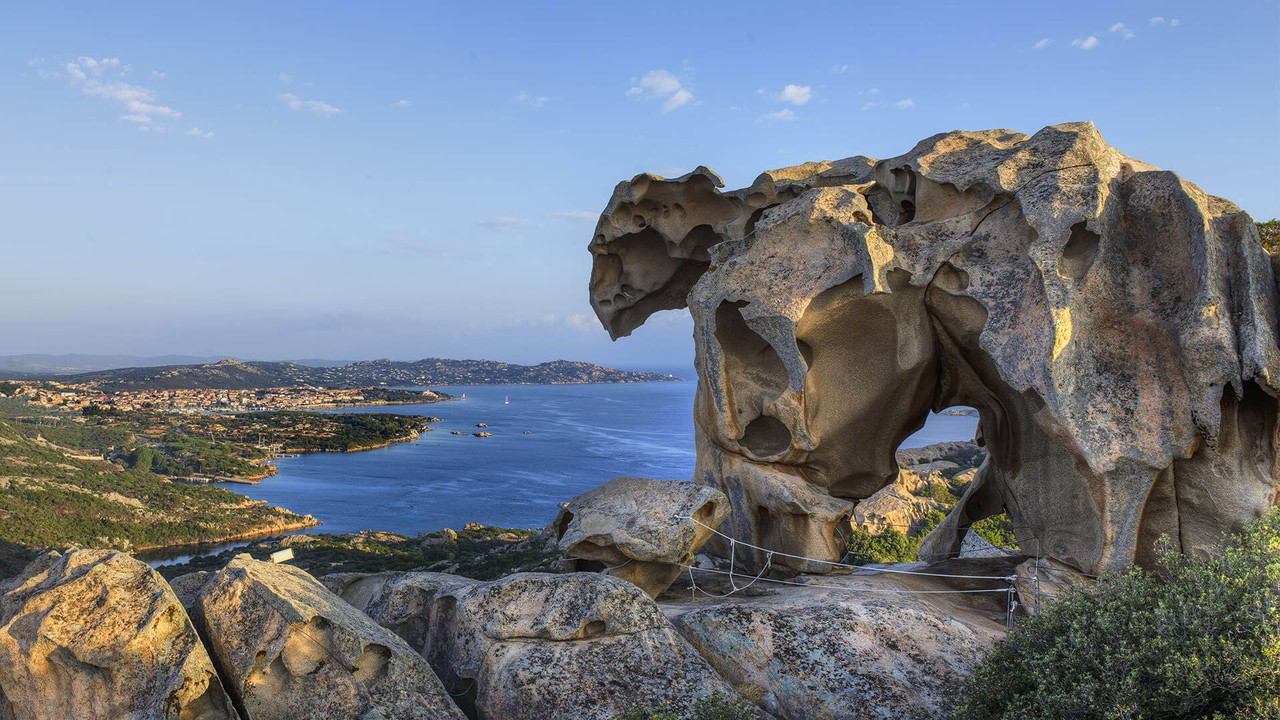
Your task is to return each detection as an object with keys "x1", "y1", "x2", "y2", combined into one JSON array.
[
  {"x1": 0, "y1": 354, "x2": 355, "y2": 376},
  {"x1": 24, "y1": 358, "x2": 681, "y2": 390}
]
